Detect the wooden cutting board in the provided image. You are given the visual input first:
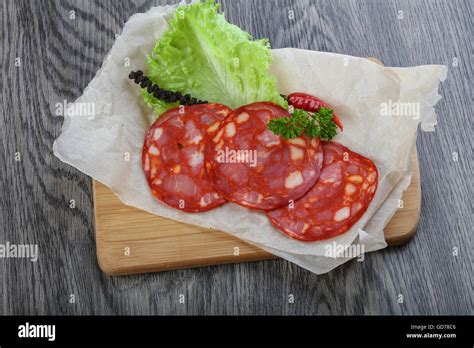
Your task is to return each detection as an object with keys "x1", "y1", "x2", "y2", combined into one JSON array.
[{"x1": 94, "y1": 150, "x2": 420, "y2": 276}]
